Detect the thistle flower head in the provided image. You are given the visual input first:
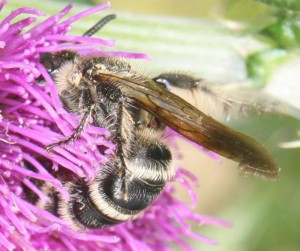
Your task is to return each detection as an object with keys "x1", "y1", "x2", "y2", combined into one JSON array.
[{"x1": 0, "y1": 1, "x2": 230, "y2": 250}]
